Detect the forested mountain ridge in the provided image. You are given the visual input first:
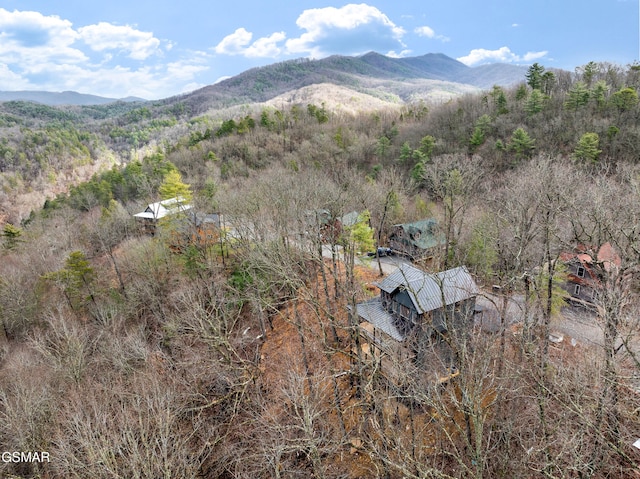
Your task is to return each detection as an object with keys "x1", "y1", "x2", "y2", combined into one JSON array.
[
  {"x1": 0, "y1": 53, "x2": 523, "y2": 108},
  {"x1": 1, "y1": 57, "x2": 639, "y2": 223},
  {"x1": 1, "y1": 60, "x2": 640, "y2": 478},
  {"x1": 167, "y1": 52, "x2": 527, "y2": 115},
  {"x1": 0, "y1": 90, "x2": 145, "y2": 106},
  {"x1": 0, "y1": 52, "x2": 524, "y2": 221}
]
